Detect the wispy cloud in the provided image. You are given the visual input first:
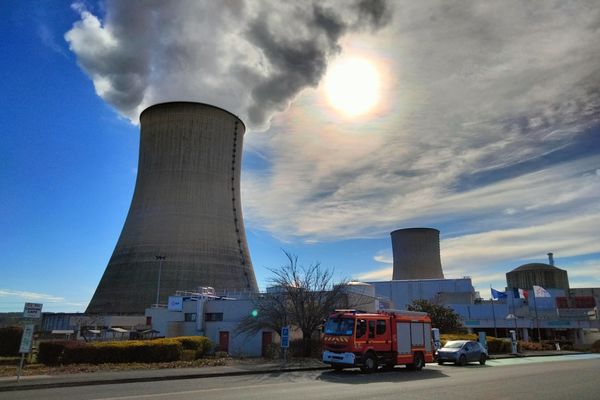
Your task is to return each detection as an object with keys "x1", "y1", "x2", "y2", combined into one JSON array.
[
  {"x1": 38, "y1": 24, "x2": 68, "y2": 57},
  {"x1": 242, "y1": 2, "x2": 600, "y2": 290},
  {"x1": 0, "y1": 289, "x2": 65, "y2": 303},
  {"x1": 355, "y1": 267, "x2": 392, "y2": 281},
  {"x1": 565, "y1": 260, "x2": 600, "y2": 288}
]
